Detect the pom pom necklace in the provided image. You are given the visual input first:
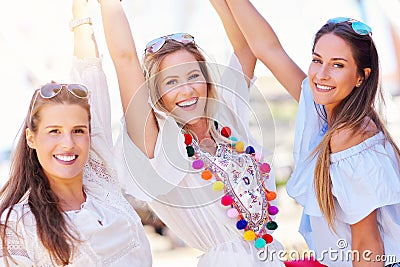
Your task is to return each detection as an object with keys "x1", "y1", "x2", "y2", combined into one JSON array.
[{"x1": 183, "y1": 123, "x2": 278, "y2": 249}]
